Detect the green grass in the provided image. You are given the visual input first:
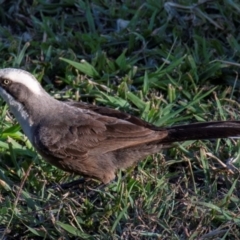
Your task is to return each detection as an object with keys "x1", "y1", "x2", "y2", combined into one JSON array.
[{"x1": 1, "y1": 0, "x2": 240, "y2": 239}]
